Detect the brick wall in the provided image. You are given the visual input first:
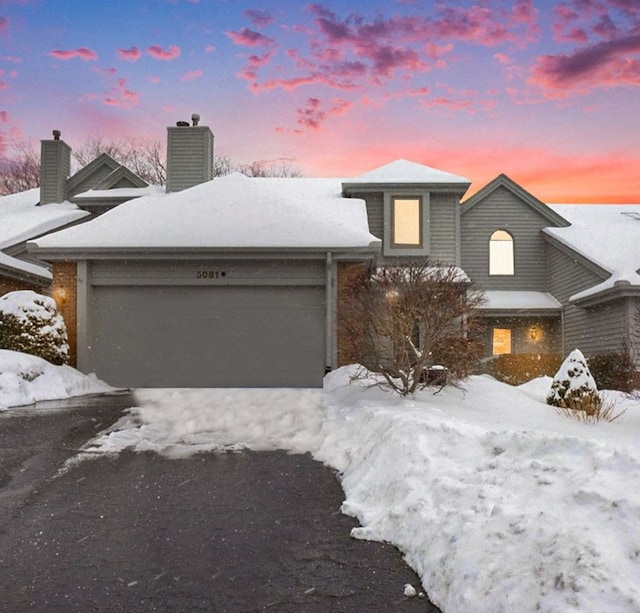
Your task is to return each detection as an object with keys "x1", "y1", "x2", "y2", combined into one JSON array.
[
  {"x1": 0, "y1": 276, "x2": 45, "y2": 296},
  {"x1": 52, "y1": 262, "x2": 78, "y2": 367},
  {"x1": 336, "y1": 262, "x2": 366, "y2": 367}
]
